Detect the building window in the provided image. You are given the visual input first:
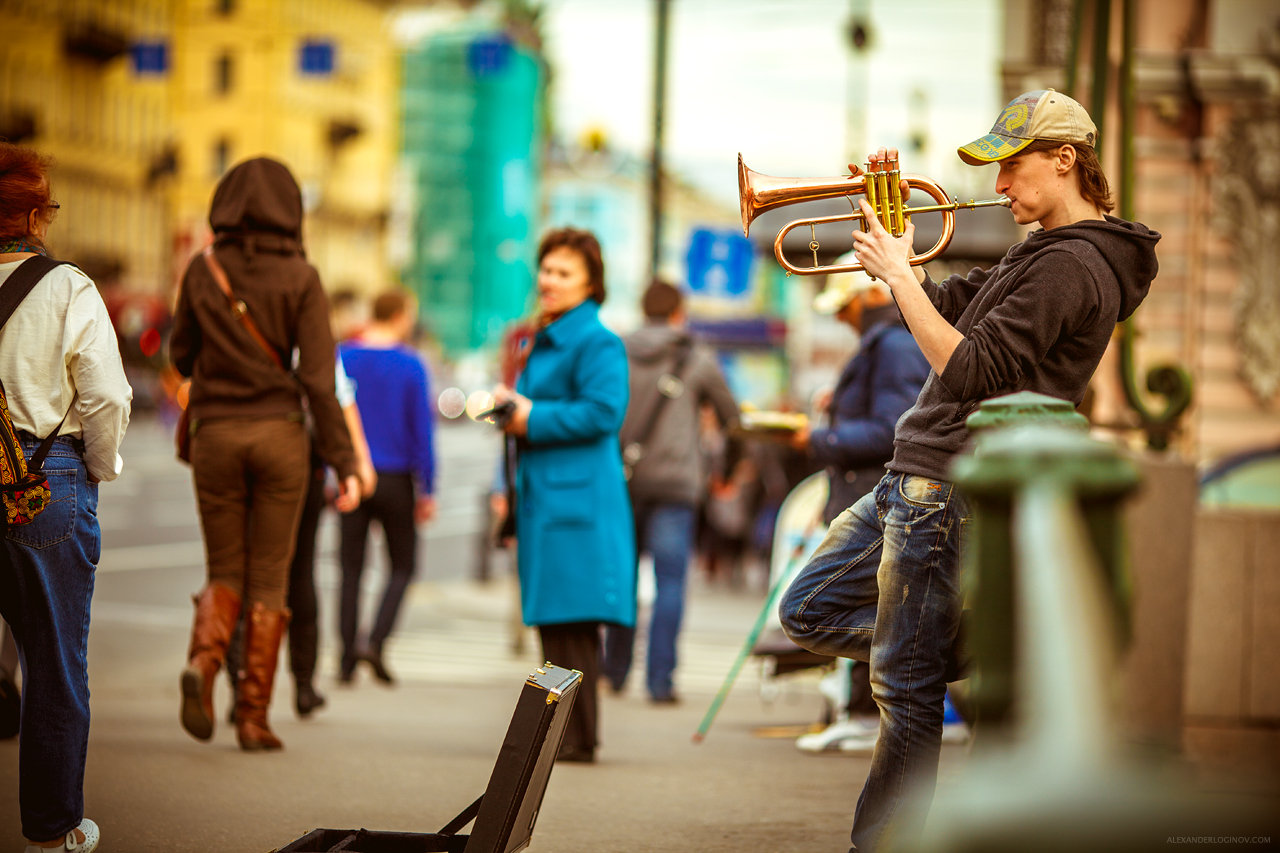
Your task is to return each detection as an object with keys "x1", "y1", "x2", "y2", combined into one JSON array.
[
  {"x1": 214, "y1": 52, "x2": 233, "y2": 95},
  {"x1": 213, "y1": 138, "x2": 231, "y2": 178},
  {"x1": 130, "y1": 41, "x2": 168, "y2": 75},
  {"x1": 299, "y1": 39, "x2": 335, "y2": 75}
]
